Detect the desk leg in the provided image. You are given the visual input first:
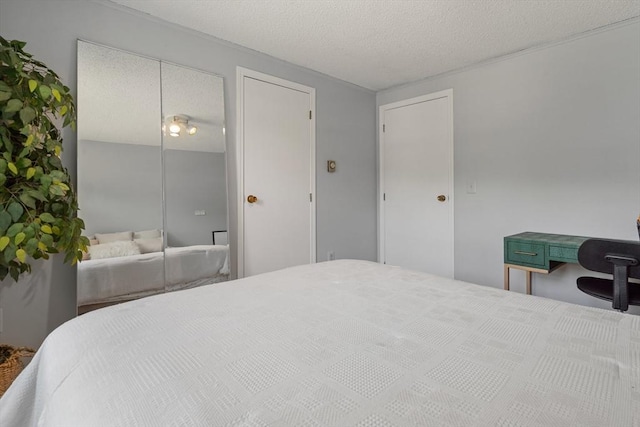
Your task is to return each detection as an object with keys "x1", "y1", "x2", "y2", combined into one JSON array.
[
  {"x1": 504, "y1": 265, "x2": 510, "y2": 291},
  {"x1": 526, "y1": 271, "x2": 532, "y2": 295}
]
